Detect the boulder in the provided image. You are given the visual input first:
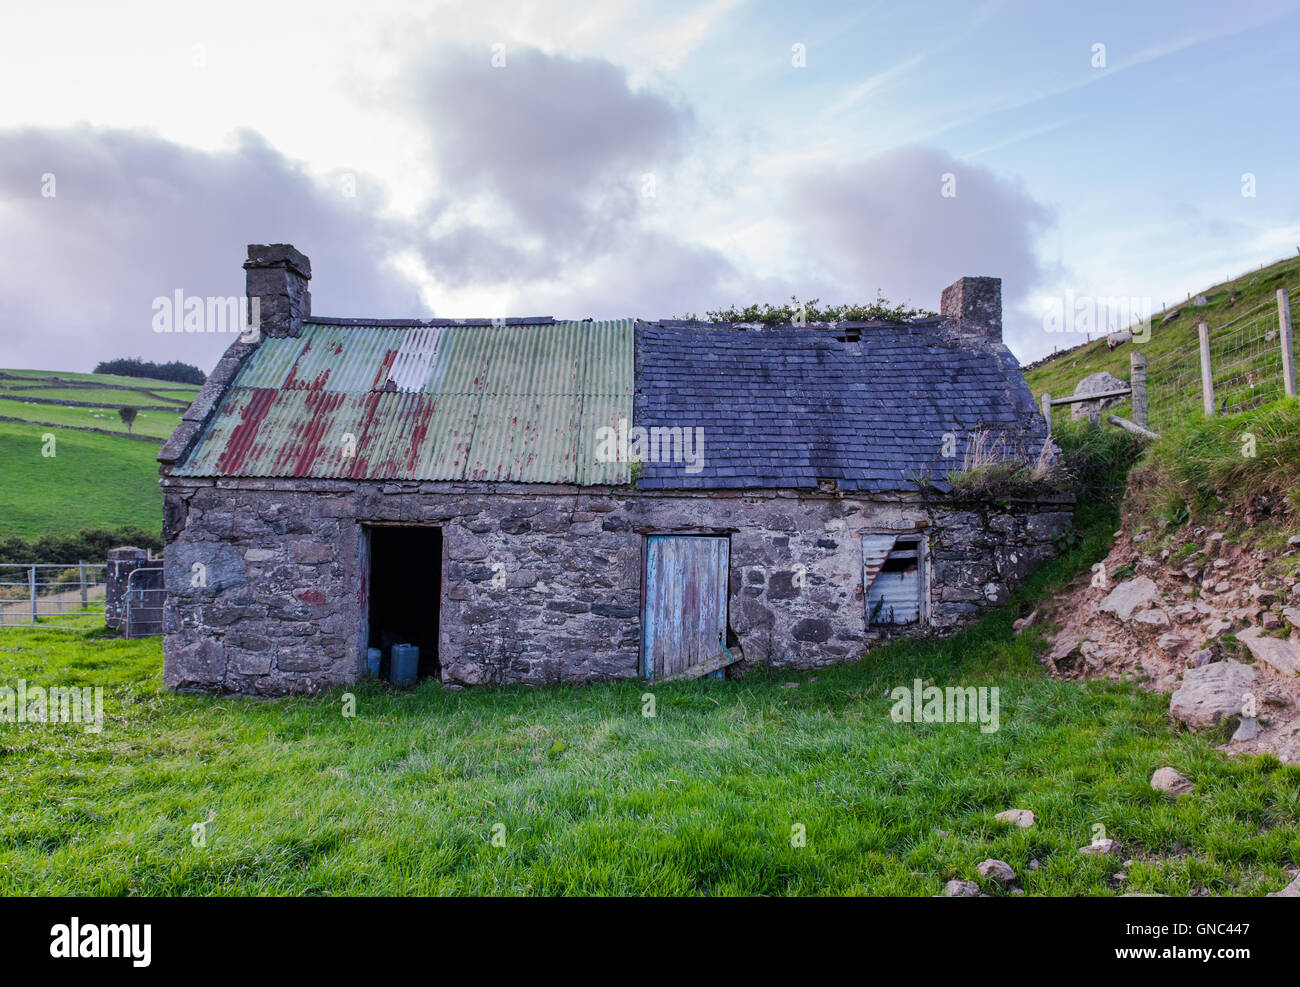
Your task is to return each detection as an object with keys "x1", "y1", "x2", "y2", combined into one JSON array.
[
  {"x1": 1169, "y1": 661, "x2": 1258, "y2": 730},
  {"x1": 1156, "y1": 633, "x2": 1187, "y2": 654},
  {"x1": 1099, "y1": 577, "x2": 1160, "y2": 621},
  {"x1": 1132, "y1": 608, "x2": 1170, "y2": 628},
  {"x1": 1238, "y1": 627, "x2": 1300, "y2": 677},
  {"x1": 977, "y1": 859, "x2": 1017, "y2": 884},
  {"x1": 1070, "y1": 371, "x2": 1128, "y2": 421},
  {"x1": 1150, "y1": 767, "x2": 1194, "y2": 797},
  {"x1": 944, "y1": 879, "x2": 981, "y2": 897},
  {"x1": 994, "y1": 809, "x2": 1035, "y2": 829}
]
